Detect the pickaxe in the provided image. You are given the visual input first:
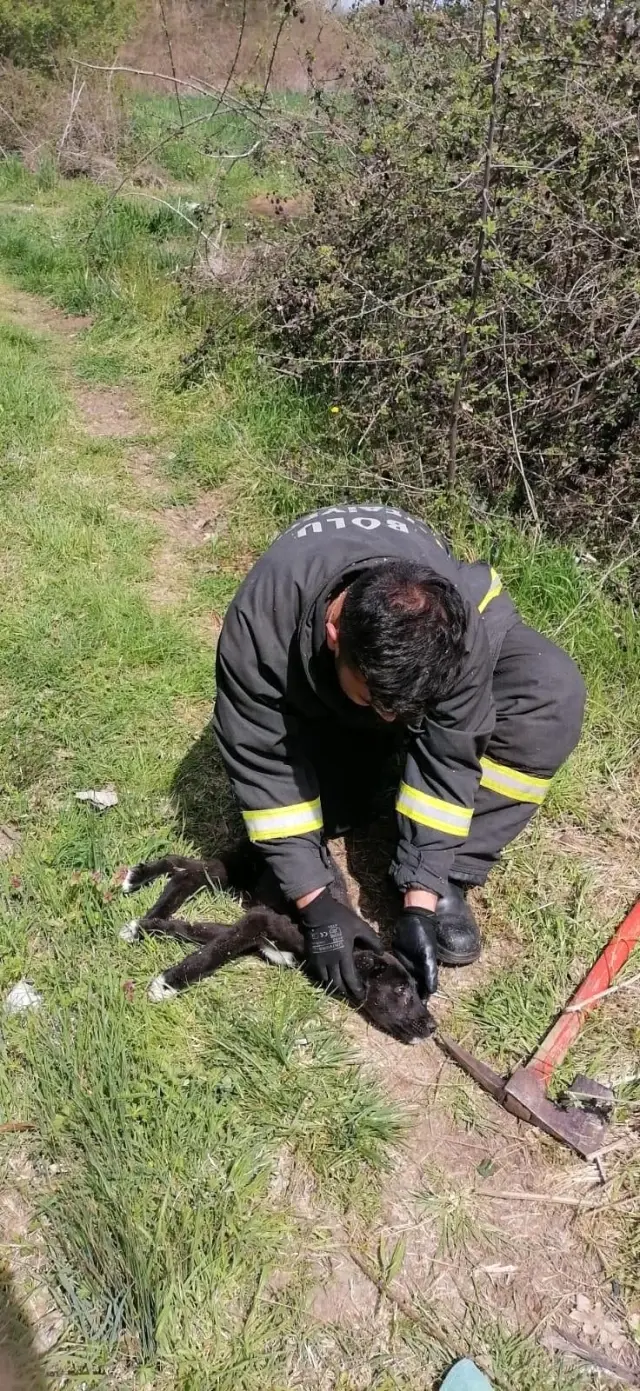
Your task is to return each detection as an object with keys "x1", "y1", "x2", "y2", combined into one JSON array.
[{"x1": 438, "y1": 897, "x2": 640, "y2": 1159}]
